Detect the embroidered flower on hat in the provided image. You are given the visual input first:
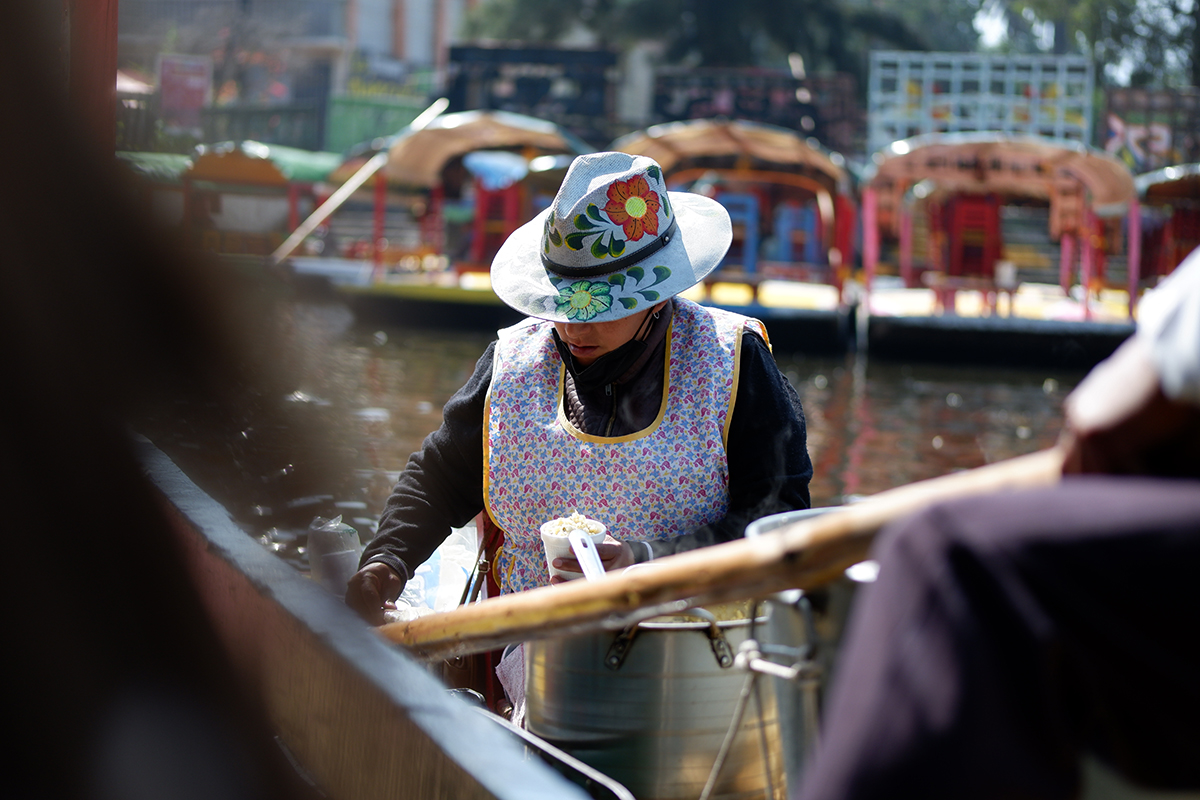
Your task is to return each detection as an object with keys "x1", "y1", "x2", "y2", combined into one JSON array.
[
  {"x1": 550, "y1": 264, "x2": 673, "y2": 313},
  {"x1": 604, "y1": 175, "x2": 661, "y2": 242},
  {"x1": 555, "y1": 279, "x2": 613, "y2": 321}
]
